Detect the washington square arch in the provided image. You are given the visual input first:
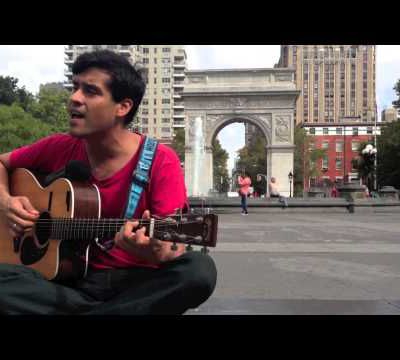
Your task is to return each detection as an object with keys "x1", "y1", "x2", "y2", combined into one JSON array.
[{"x1": 182, "y1": 68, "x2": 300, "y2": 197}]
